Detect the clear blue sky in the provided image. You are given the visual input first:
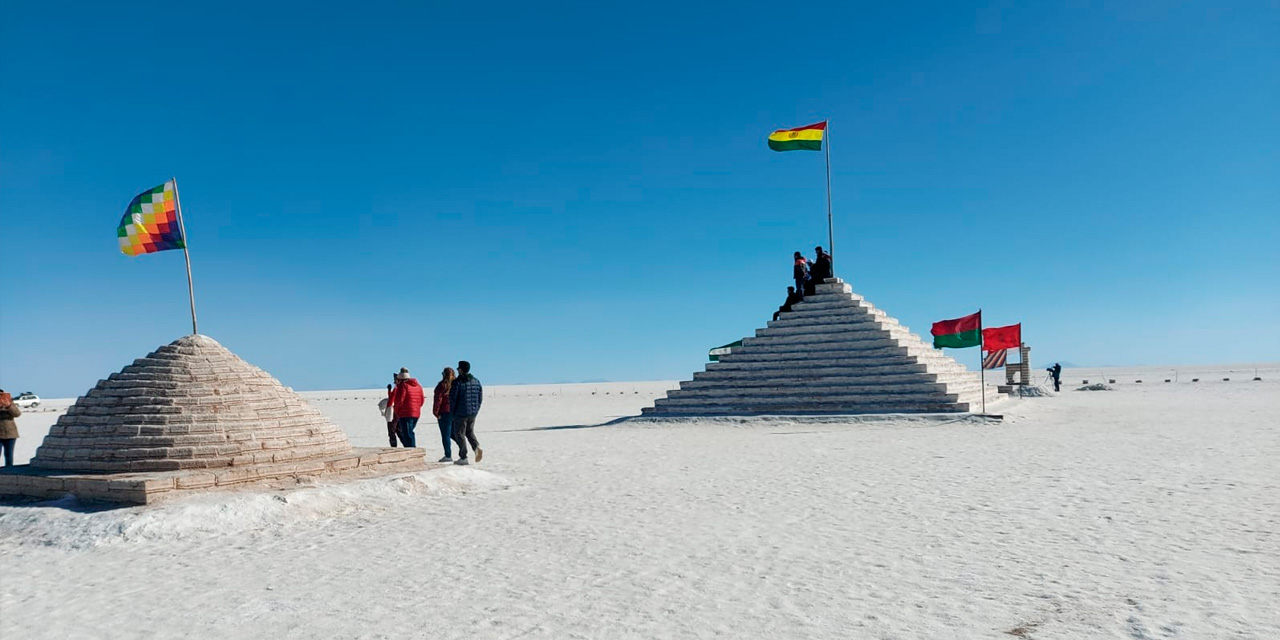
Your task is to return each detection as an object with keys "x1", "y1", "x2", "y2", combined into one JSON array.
[{"x1": 2, "y1": 1, "x2": 1277, "y2": 397}]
